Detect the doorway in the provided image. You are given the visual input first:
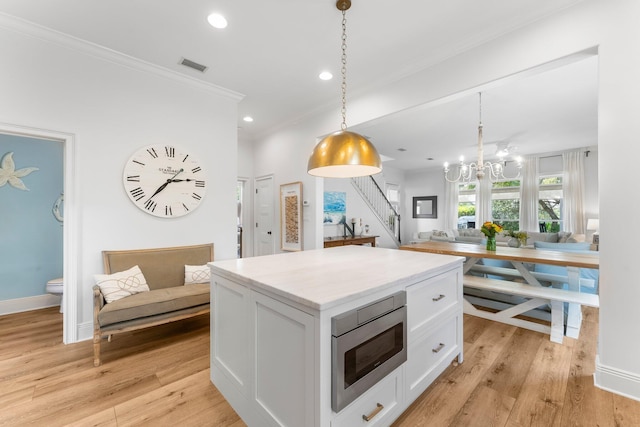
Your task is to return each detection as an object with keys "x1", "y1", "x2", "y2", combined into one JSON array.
[
  {"x1": 254, "y1": 175, "x2": 275, "y2": 256},
  {"x1": 0, "y1": 123, "x2": 76, "y2": 343}
]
